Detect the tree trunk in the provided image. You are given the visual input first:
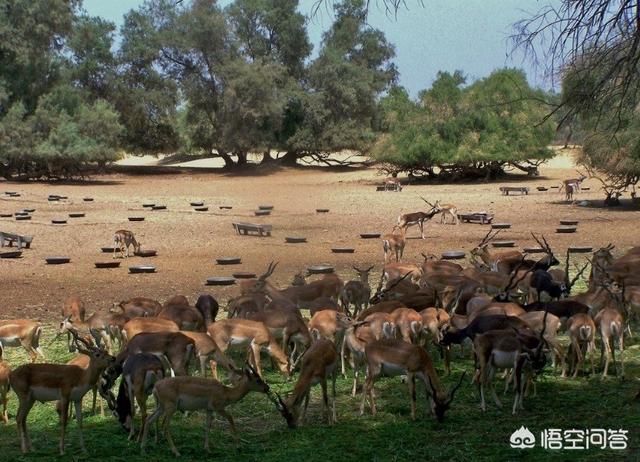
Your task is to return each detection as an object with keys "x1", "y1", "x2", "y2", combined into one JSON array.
[
  {"x1": 218, "y1": 150, "x2": 235, "y2": 169},
  {"x1": 280, "y1": 150, "x2": 299, "y2": 166},
  {"x1": 261, "y1": 149, "x2": 274, "y2": 164},
  {"x1": 236, "y1": 151, "x2": 247, "y2": 166}
]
